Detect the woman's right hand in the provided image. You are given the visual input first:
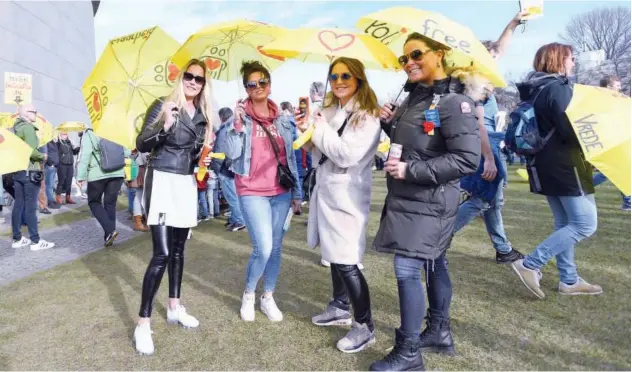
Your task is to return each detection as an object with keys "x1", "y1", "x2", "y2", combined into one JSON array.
[
  {"x1": 379, "y1": 103, "x2": 397, "y2": 124},
  {"x1": 295, "y1": 109, "x2": 308, "y2": 132},
  {"x1": 234, "y1": 99, "x2": 246, "y2": 132},
  {"x1": 163, "y1": 102, "x2": 178, "y2": 131}
]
